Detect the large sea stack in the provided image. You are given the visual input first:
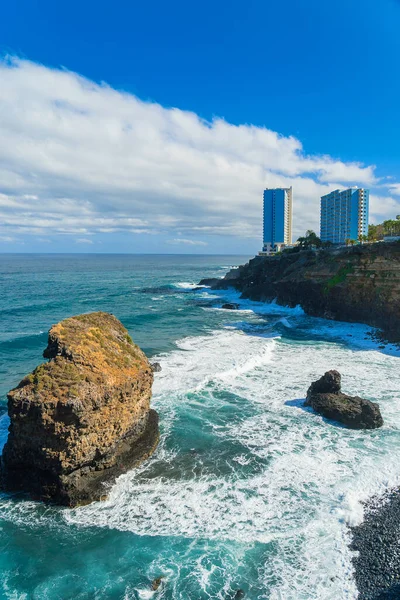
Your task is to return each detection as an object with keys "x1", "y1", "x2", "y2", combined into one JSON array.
[{"x1": 0, "y1": 312, "x2": 159, "y2": 506}]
